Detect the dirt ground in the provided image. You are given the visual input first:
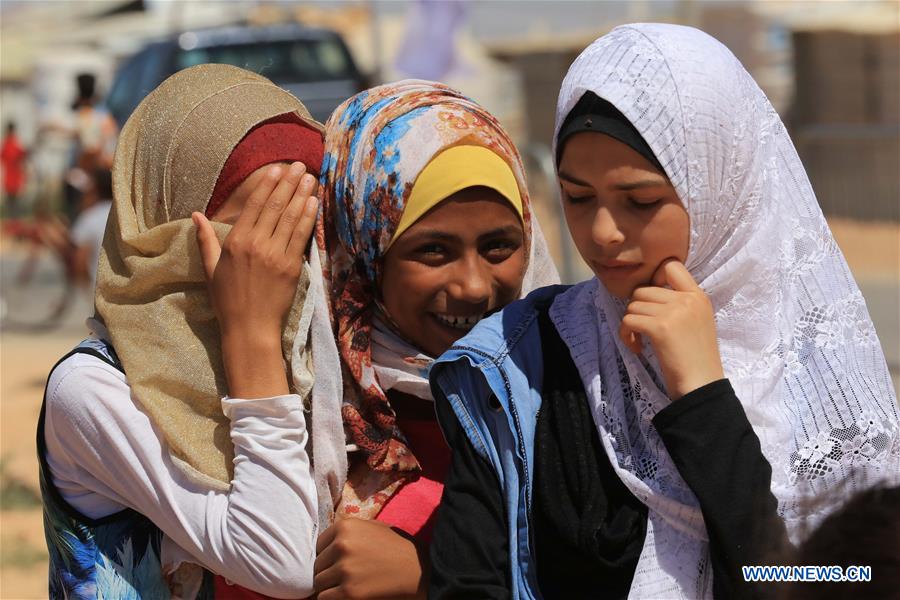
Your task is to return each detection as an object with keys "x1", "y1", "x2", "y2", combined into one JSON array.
[
  {"x1": 0, "y1": 217, "x2": 897, "y2": 599},
  {"x1": 1, "y1": 332, "x2": 84, "y2": 599},
  {"x1": 828, "y1": 217, "x2": 900, "y2": 281}
]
